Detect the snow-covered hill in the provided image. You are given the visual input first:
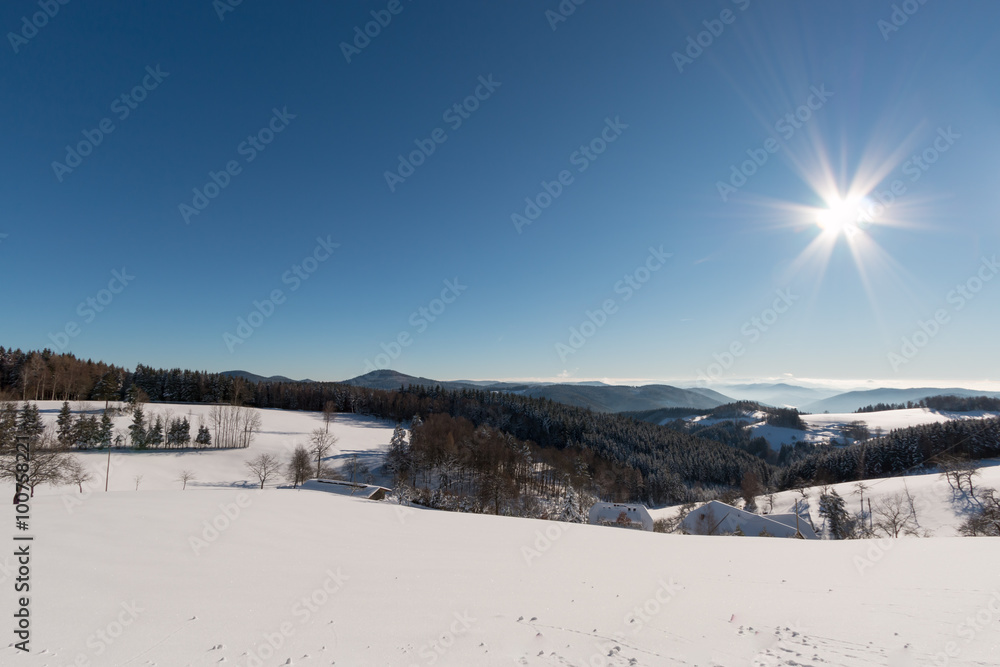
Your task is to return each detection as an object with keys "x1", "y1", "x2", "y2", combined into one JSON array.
[
  {"x1": 5, "y1": 401, "x2": 1000, "y2": 665},
  {"x1": 5, "y1": 488, "x2": 1000, "y2": 666}
]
